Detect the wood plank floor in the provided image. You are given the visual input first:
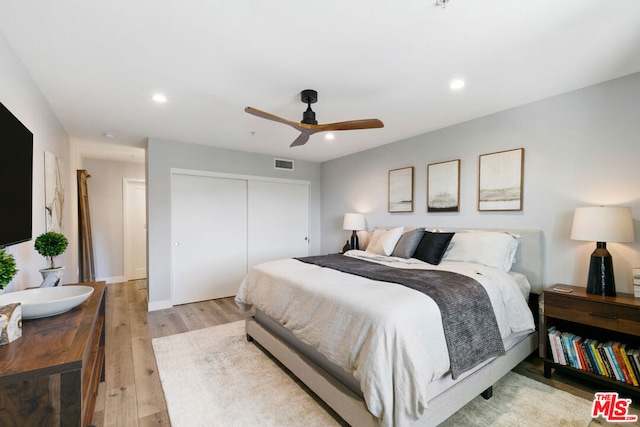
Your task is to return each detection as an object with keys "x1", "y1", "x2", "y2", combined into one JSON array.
[{"x1": 92, "y1": 280, "x2": 636, "y2": 426}]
